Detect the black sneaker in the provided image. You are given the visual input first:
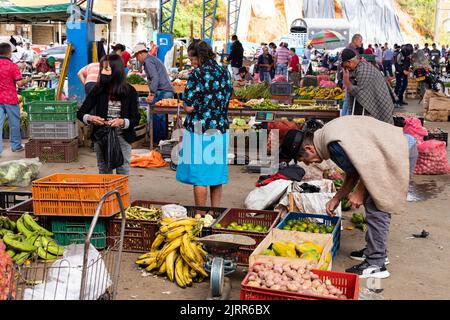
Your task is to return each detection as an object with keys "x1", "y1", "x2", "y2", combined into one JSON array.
[
  {"x1": 400, "y1": 101, "x2": 408, "y2": 105},
  {"x1": 345, "y1": 261, "x2": 390, "y2": 279},
  {"x1": 350, "y1": 248, "x2": 390, "y2": 265}
]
